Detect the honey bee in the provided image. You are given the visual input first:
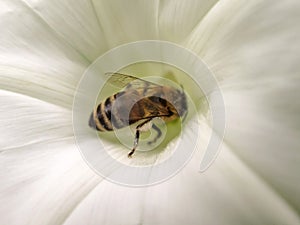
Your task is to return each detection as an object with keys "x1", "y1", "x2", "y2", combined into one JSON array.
[{"x1": 89, "y1": 73, "x2": 187, "y2": 157}]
